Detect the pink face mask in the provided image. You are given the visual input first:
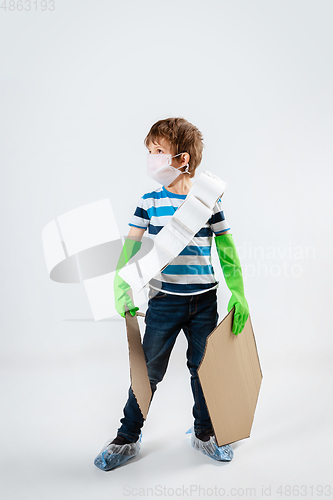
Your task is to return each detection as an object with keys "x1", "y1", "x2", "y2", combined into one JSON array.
[{"x1": 147, "y1": 153, "x2": 190, "y2": 186}]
